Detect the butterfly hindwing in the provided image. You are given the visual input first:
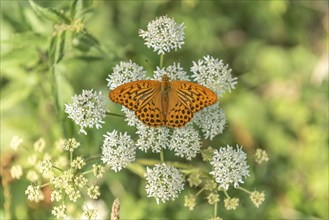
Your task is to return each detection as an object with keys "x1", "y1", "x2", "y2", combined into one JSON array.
[
  {"x1": 165, "y1": 101, "x2": 193, "y2": 128},
  {"x1": 135, "y1": 100, "x2": 166, "y2": 127}
]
